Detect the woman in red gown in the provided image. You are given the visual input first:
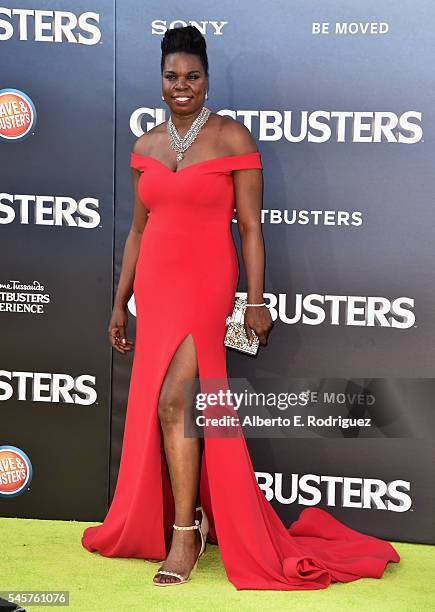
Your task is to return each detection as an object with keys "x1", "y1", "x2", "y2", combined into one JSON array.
[{"x1": 81, "y1": 25, "x2": 400, "y2": 589}]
